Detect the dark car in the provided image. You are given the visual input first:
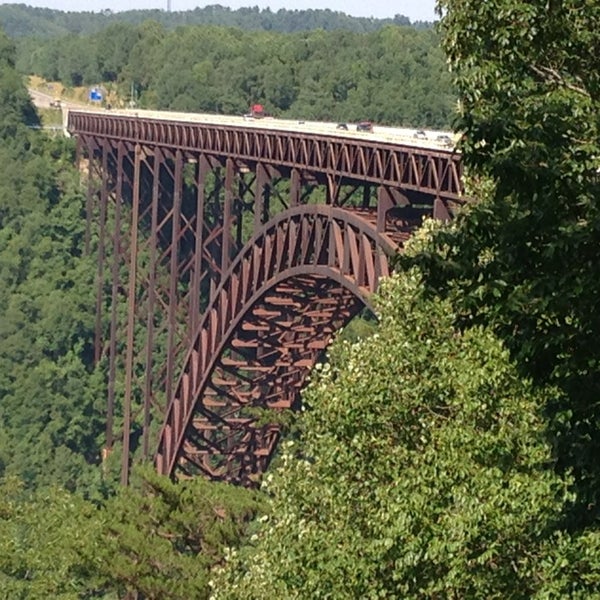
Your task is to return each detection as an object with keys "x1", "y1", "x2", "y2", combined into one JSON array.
[
  {"x1": 436, "y1": 134, "x2": 454, "y2": 148},
  {"x1": 356, "y1": 120, "x2": 374, "y2": 132},
  {"x1": 336, "y1": 123, "x2": 349, "y2": 130}
]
